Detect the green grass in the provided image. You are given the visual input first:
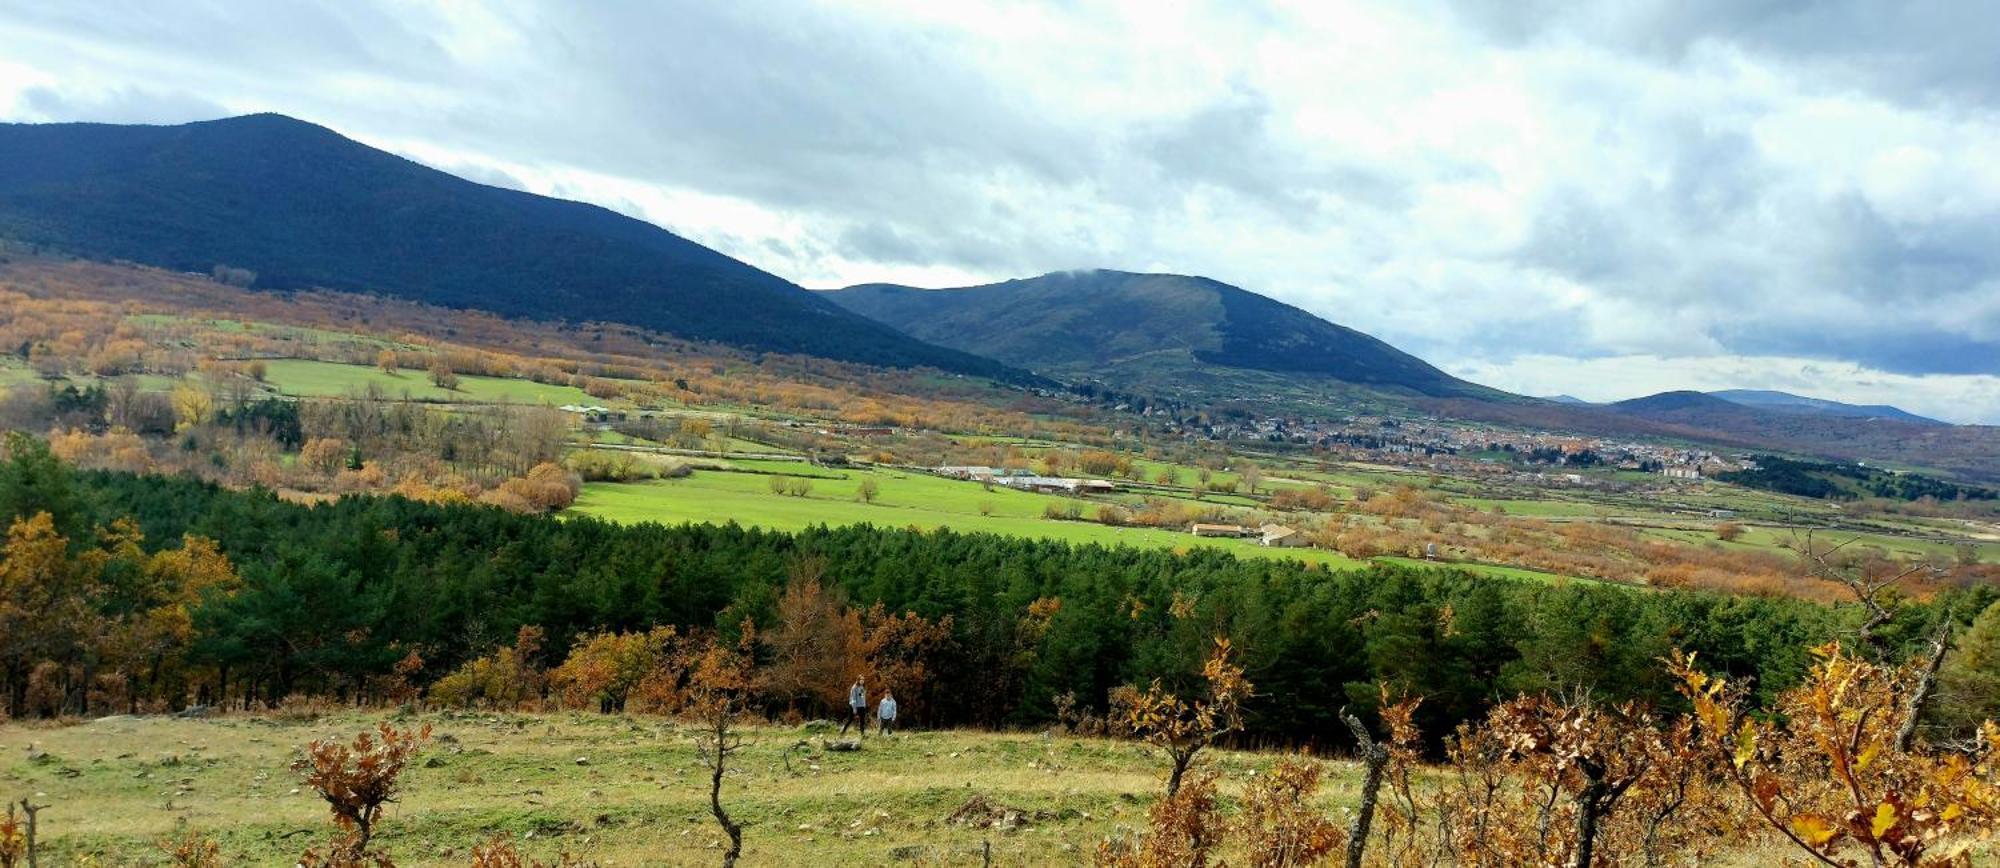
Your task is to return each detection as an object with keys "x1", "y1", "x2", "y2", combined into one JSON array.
[
  {"x1": 1376, "y1": 555, "x2": 1594, "y2": 585},
  {"x1": 261, "y1": 359, "x2": 599, "y2": 405},
  {"x1": 3, "y1": 711, "x2": 1342, "y2": 866},
  {"x1": 568, "y1": 468, "x2": 1363, "y2": 568},
  {"x1": 1452, "y1": 497, "x2": 1612, "y2": 518},
  {"x1": 0, "y1": 358, "x2": 45, "y2": 387}
]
